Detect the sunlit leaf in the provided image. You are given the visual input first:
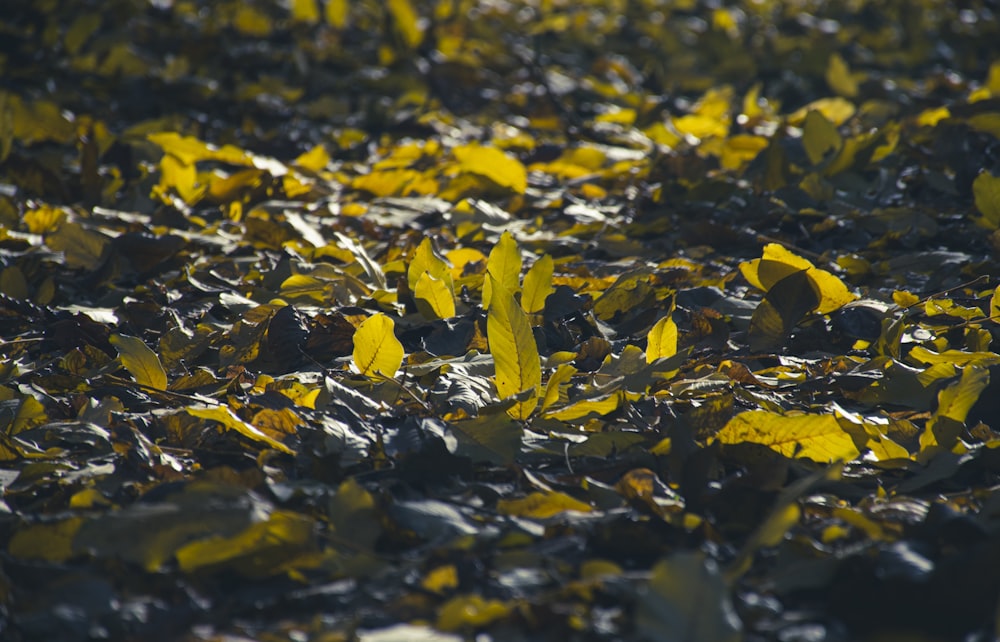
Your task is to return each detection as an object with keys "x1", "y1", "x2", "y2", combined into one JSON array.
[
  {"x1": 110, "y1": 333, "x2": 167, "y2": 390},
  {"x1": 497, "y1": 491, "x2": 592, "y2": 518},
  {"x1": 453, "y1": 144, "x2": 527, "y2": 194},
  {"x1": 187, "y1": 404, "x2": 296, "y2": 455},
  {"x1": 325, "y1": 0, "x2": 349, "y2": 28},
  {"x1": 352, "y1": 313, "x2": 405, "y2": 378},
  {"x1": 715, "y1": 411, "x2": 860, "y2": 463},
  {"x1": 740, "y1": 243, "x2": 856, "y2": 314},
  {"x1": 437, "y1": 595, "x2": 511, "y2": 632},
  {"x1": 487, "y1": 276, "x2": 541, "y2": 420},
  {"x1": 481, "y1": 231, "x2": 521, "y2": 310},
  {"x1": 387, "y1": 0, "x2": 423, "y2": 49},
  {"x1": 521, "y1": 254, "x2": 554, "y2": 313},
  {"x1": 414, "y1": 272, "x2": 456, "y2": 320},
  {"x1": 646, "y1": 313, "x2": 678, "y2": 363},
  {"x1": 541, "y1": 363, "x2": 576, "y2": 412},
  {"x1": 175, "y1": 510, "x2": 314, "y2": 576}
]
